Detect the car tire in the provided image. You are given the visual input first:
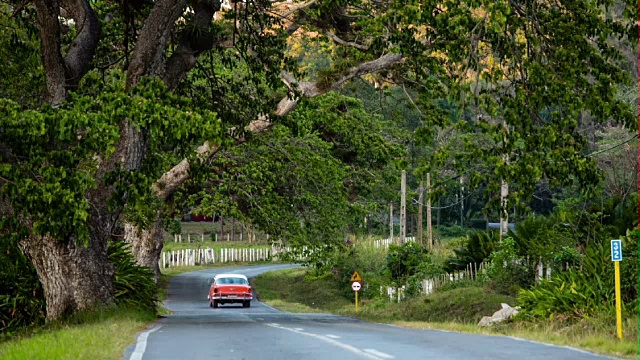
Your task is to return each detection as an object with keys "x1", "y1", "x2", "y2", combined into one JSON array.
[
  {"x1": 213, "y1": 300, "x2": 219, "y2": 308},
  {"x1": 209, "y1": 300, "x2": 213, "y2": 308},
  {"x1": 243, "y1": 301, "x2": 250, "y2": 308}
]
